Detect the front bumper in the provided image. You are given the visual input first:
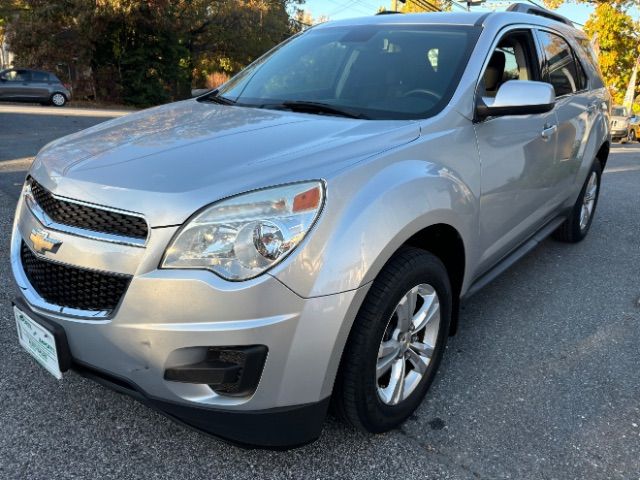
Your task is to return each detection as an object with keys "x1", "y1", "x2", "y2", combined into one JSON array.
[
  {"x1": 14, "y1": 295, "x2": 330, "y2": 449},
  {"x1": 611, "y1": 129, "x2": 628, "y2": 139},
  {"x1": 10, "y1": 192, "x2": 368, "y2": 448}
]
